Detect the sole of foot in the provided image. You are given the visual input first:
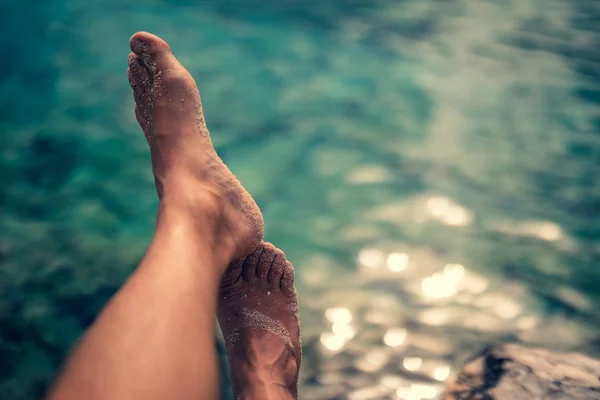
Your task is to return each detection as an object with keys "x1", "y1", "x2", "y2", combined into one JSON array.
[
  {"x1": 218, "y1": 242, "x2": 301, "y2": 400},
  {"x1": 127, "y1": 31, "x2": 263, "y2": 263}
]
